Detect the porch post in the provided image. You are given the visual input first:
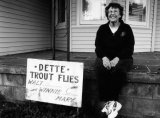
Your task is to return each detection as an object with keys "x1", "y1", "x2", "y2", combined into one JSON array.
[
  {"x1": 67, "y1": 0, "x2": 70, "y2": 61},
  {"x1": 52, "y1": 0, "x2": 56, "y2": 60},
  {"x1": 151, "y1": 0, "x2": 158, "y2": 52}
]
